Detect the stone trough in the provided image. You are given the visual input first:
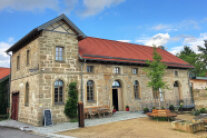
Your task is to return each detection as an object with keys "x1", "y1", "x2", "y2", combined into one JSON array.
[{"x1": 171, "y1": 119, "x2": 205, "y2": 133}]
